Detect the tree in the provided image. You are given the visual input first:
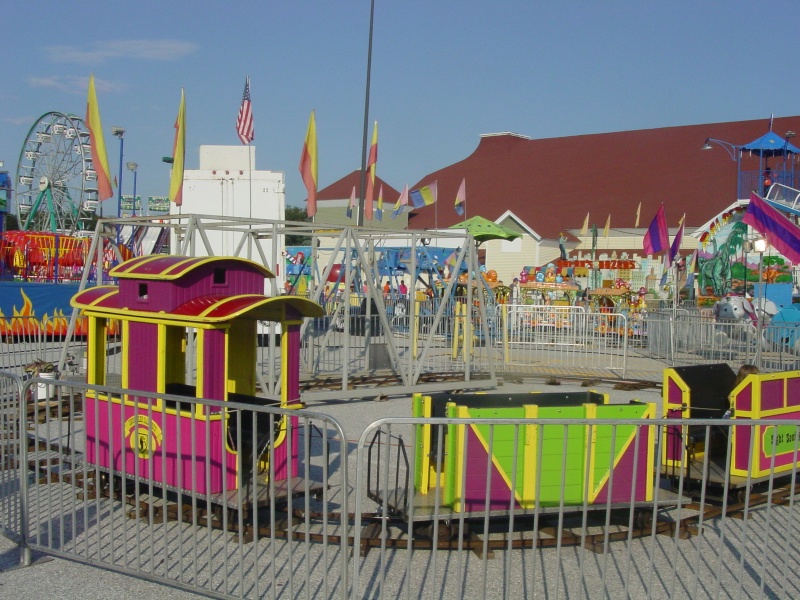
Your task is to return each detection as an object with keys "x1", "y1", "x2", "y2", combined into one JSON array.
[{"x1": 284, "y1": 206, "x2": 311, "y2": 246}]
